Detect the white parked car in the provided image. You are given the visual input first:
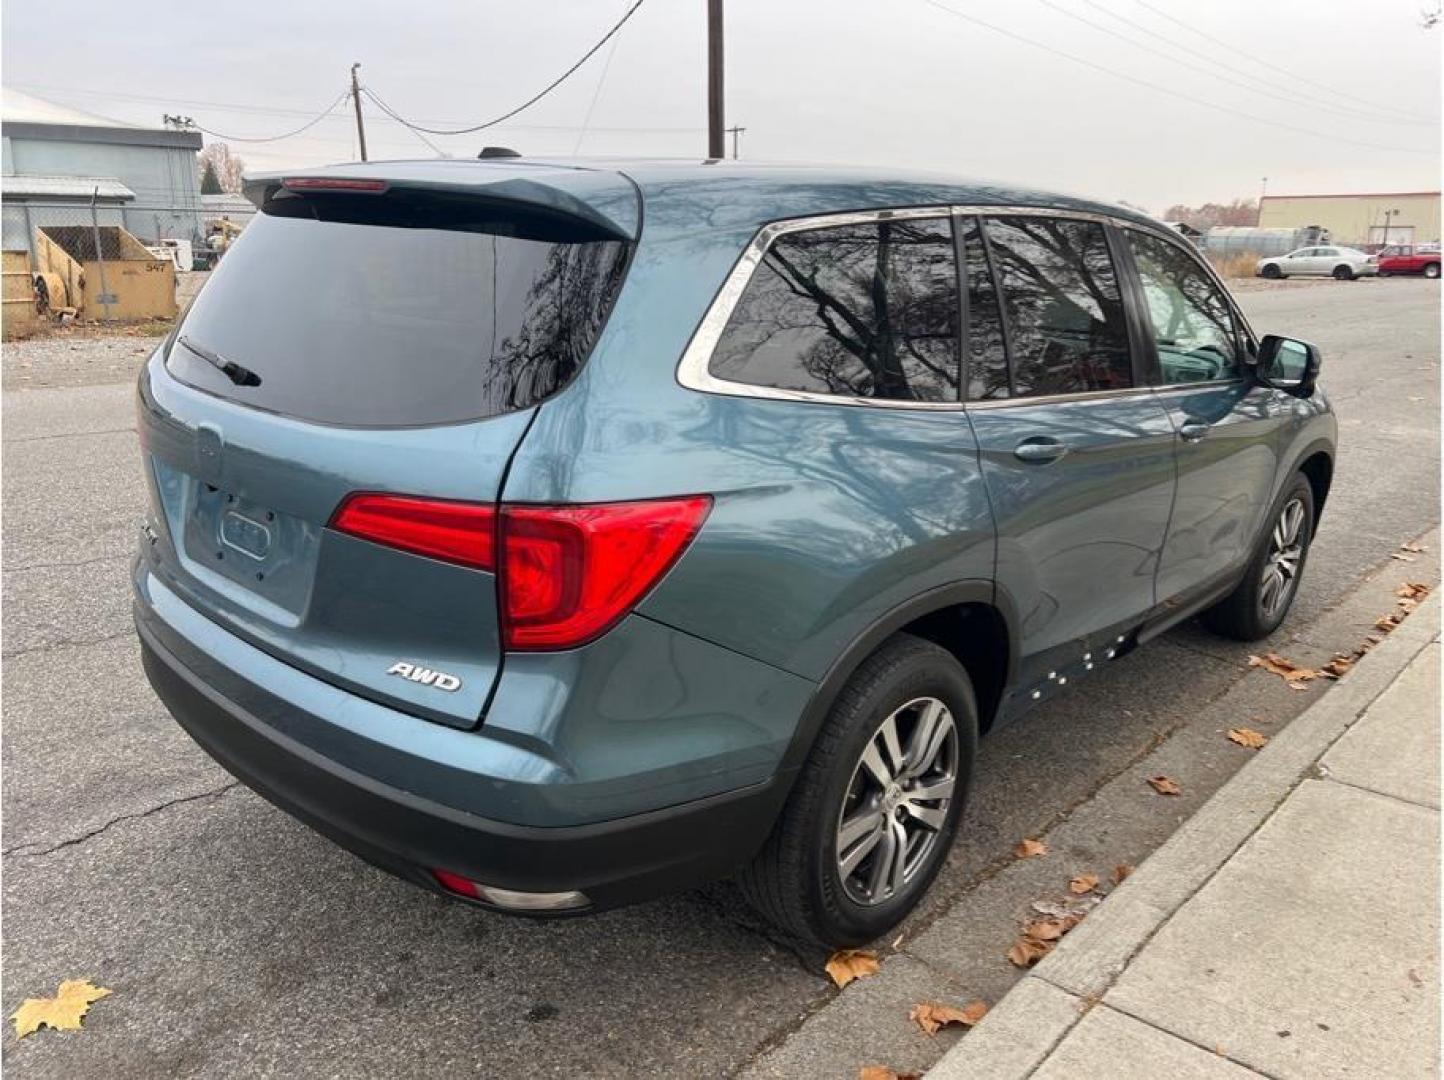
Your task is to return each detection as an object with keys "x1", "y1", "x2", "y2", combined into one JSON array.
[{"x1": 1257, "y1": 245, "x2": 1378, "y2": 280}]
